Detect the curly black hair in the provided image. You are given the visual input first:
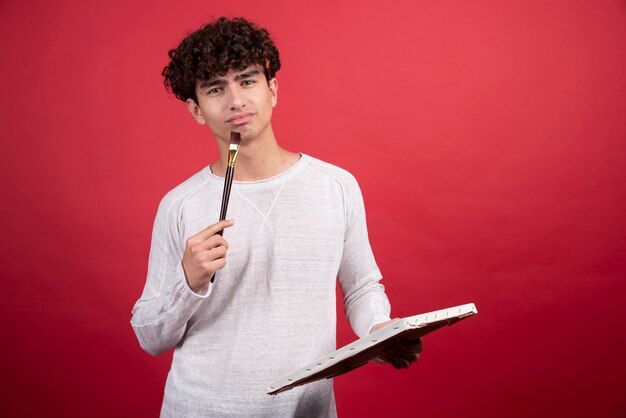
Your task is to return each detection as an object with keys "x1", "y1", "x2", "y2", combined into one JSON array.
[{"x1": 162, "y1": 17, "x2": 281, "y2": 104}]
